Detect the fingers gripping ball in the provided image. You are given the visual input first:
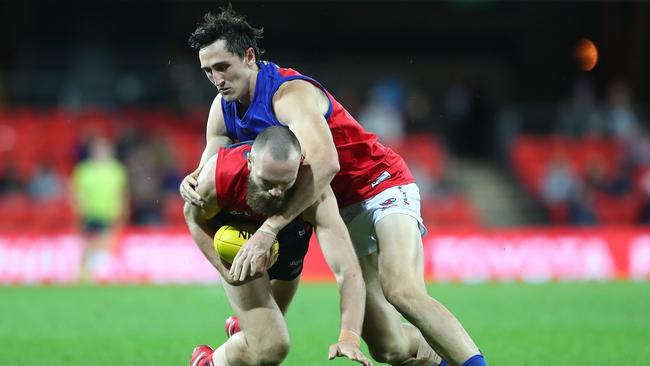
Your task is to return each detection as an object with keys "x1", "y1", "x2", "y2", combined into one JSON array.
[{"x1": 213, "y1": 222, "x2": 279, "y2": 264}]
